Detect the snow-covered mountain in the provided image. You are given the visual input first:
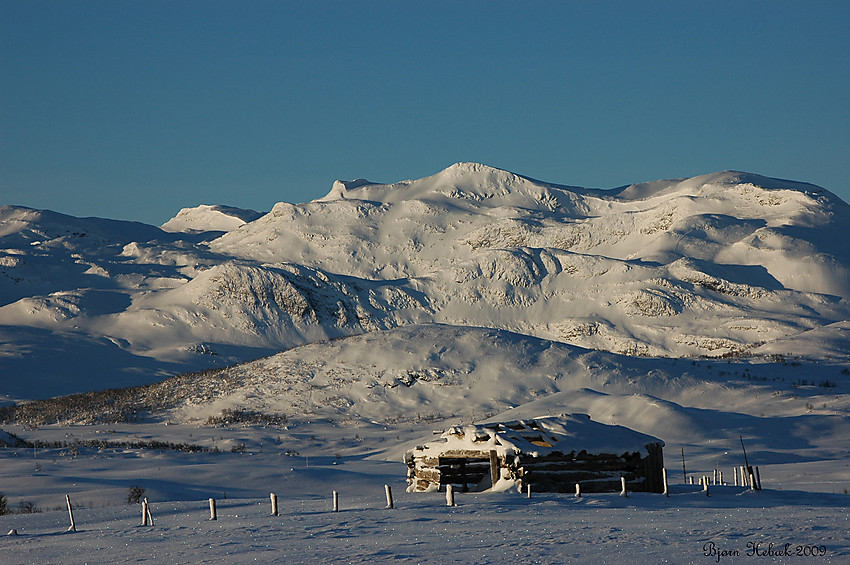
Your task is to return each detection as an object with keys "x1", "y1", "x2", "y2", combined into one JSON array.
[{"x1": 1, "y1": 163, "x2": 849, "y2": 401}]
